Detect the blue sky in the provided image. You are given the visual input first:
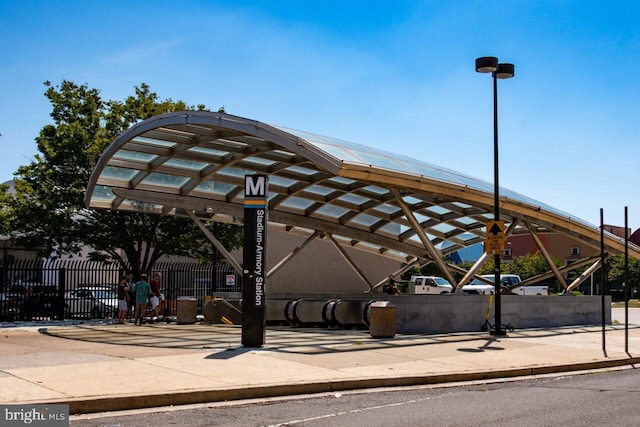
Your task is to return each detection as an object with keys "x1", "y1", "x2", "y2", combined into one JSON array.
[{"x1": 1, "y1": 1, "x2": 639, "y2": 230}]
